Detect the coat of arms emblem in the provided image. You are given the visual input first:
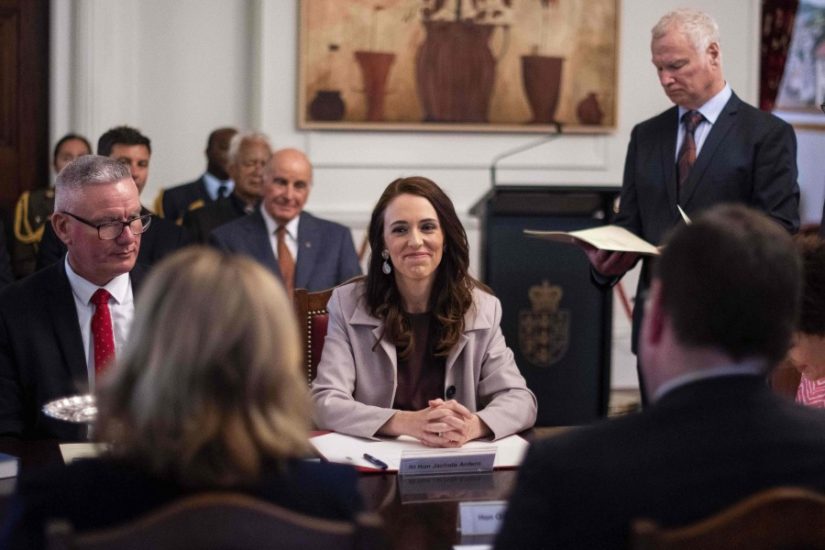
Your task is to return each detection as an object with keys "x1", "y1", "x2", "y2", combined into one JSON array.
[{"x1": 519, "y1": 280, "x2": 569, "y2": 367}]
